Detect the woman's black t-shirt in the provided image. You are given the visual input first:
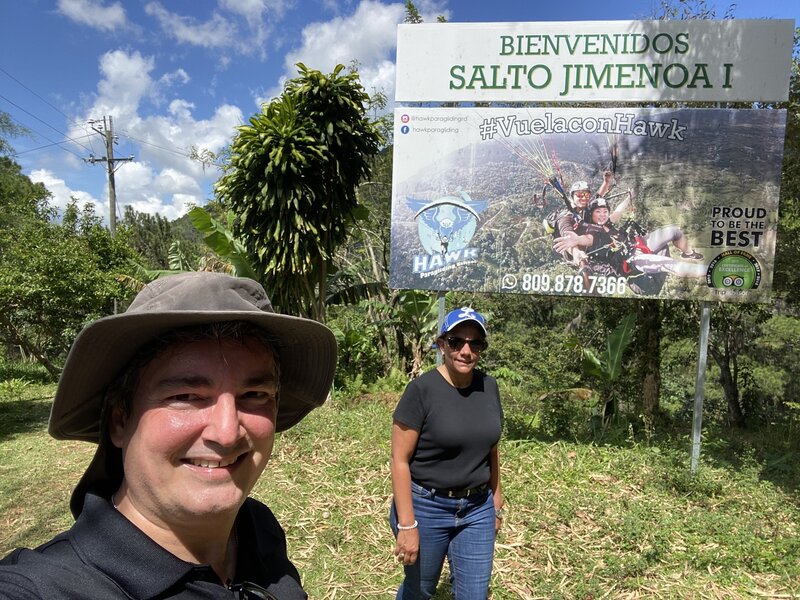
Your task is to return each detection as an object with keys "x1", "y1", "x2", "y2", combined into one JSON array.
[{"x1": 393, "y1": 368, "x2": 503, "y2": 490}]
